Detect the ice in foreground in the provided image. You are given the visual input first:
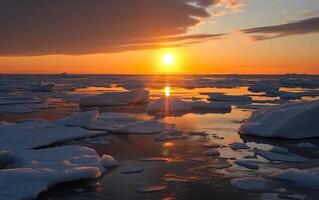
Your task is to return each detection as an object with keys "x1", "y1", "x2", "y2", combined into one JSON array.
[
  {"x1": 0, "y1": 145, "x2": 104, "y2": 200},
  {"x1": 239, "y1": 100, "x2": 319, "y2": 139},
  {"x1": 0, "y1": 120, "x2": 104, "y2": 151},
  {"x1": 79, "y1": 88, "x2": 149, "y2": 106}
]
